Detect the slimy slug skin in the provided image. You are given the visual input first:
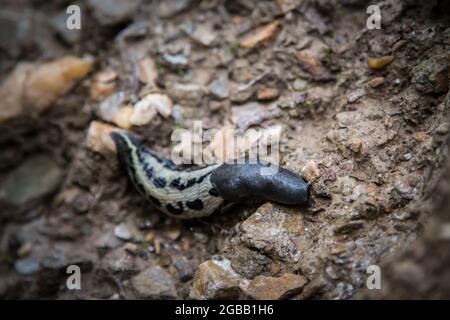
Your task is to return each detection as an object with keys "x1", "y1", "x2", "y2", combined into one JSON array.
[
  {"x1": 210, "y1": 162, "x2": 310, "y2": 206},
  {"x1": 111, "y1": 131, "x2": 310, "y2": 219}
]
